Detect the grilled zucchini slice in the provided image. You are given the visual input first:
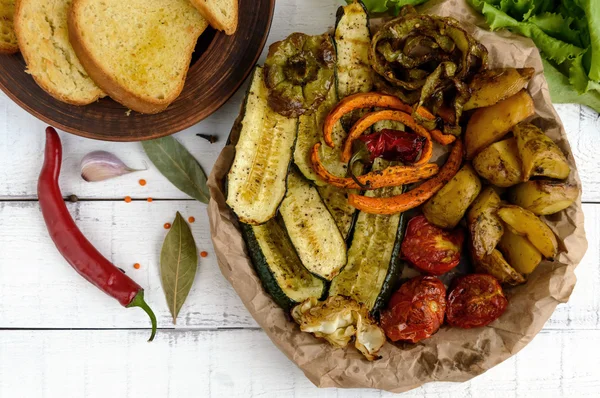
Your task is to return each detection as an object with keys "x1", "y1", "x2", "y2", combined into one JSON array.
[
  {"x1": 294, "y1": 86, "x2": 337, "y2": 185},
  {"x1": 335, "y1": 0, "x2": 372, "y2": 101},
  {"x1": 280, "y1": 169, "x2": 347, "y2": 280},
  {"x1": 241, "y1": 219, "x2": 325, "y2": 311},
  {"x1": 329, "y1": 160, "x2": 406, "y2": 313},
  {"x1": 227, "y1": 67, "x2": 298, "y2": 225},
  {"x1": 294, "y1": 88, "x2": 358, "y2": 240},
  {"x1": 317, "y1": 184, "x2": 356, "y2": 240}
]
